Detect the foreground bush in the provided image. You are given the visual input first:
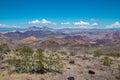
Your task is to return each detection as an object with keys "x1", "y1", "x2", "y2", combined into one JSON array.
[
  {"x1": 47, "y1": 54, "x2": 63, "y2": 72},
  {"x1": 9, "y1": 46, "x2": 33, "y2": 73},
  {"x1": 9, "y1": 46, "x2": 63, "y2": 73}
]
